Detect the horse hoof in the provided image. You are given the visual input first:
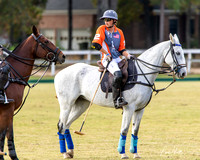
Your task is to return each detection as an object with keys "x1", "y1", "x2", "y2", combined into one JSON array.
[
  {"x1": 133, "y1": 153, "x2": 141, "y2": 159},
  {"x1": 63, "y1": 149, "x2": 74, "y2": 159},
  {"x1": 121, "y1": 153, "x2": 129, "y2": 159}
]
